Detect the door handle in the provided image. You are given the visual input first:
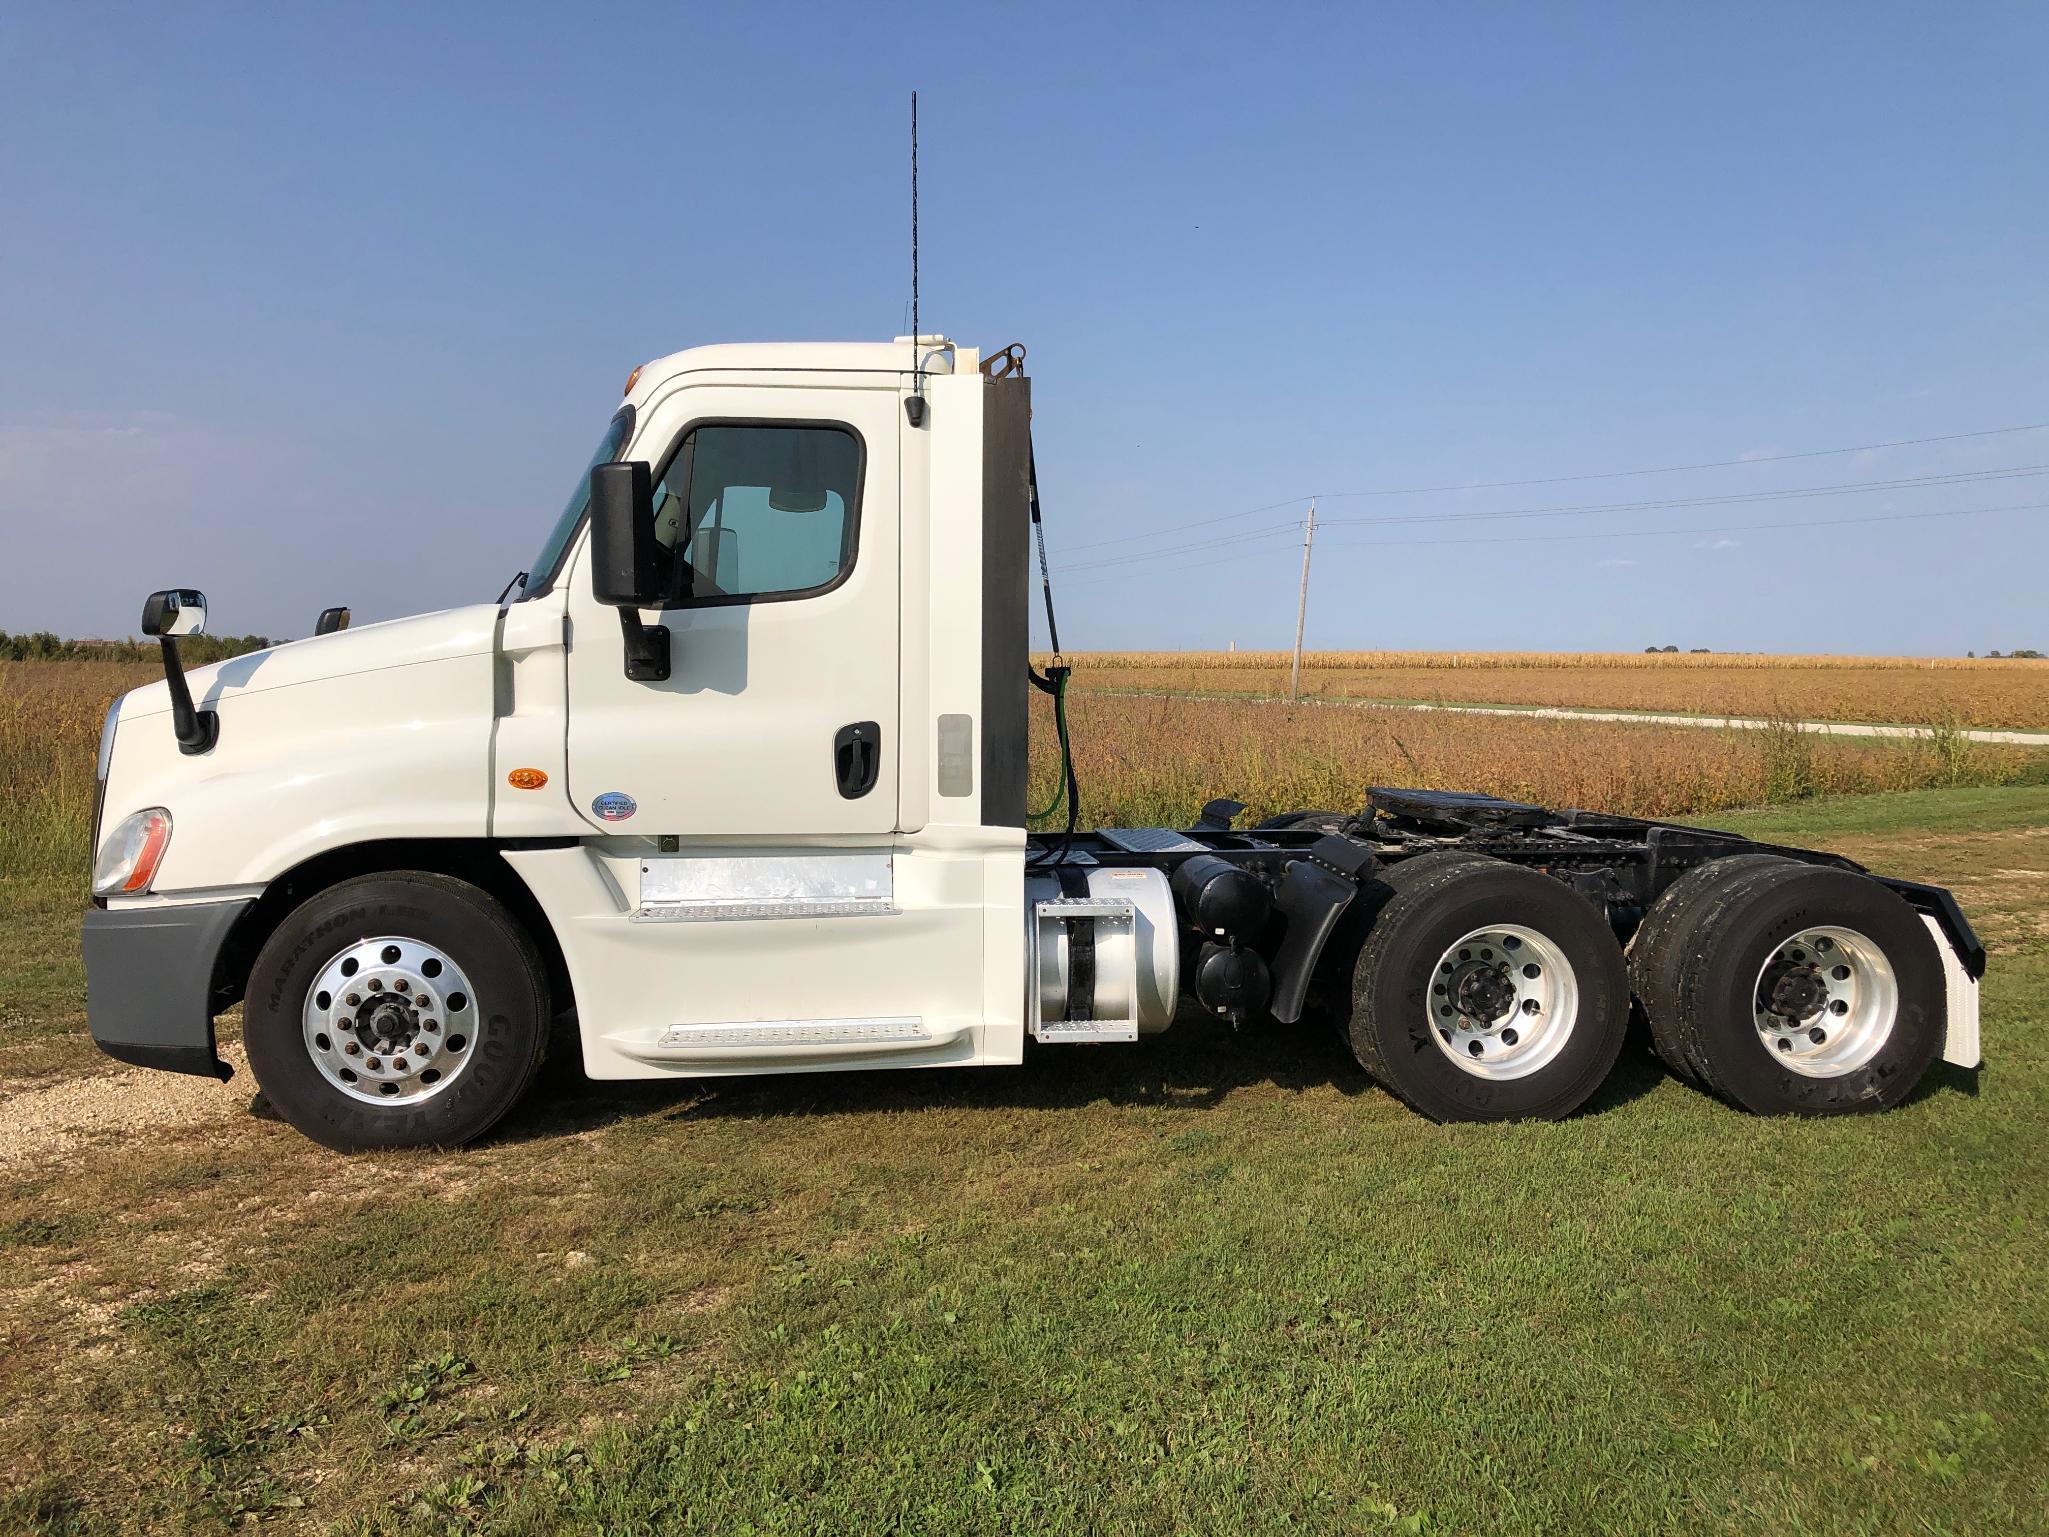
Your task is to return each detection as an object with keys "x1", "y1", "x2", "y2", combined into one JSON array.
[{"x1": 833, "y1": 721, "x2": 881, "y2": 799}]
